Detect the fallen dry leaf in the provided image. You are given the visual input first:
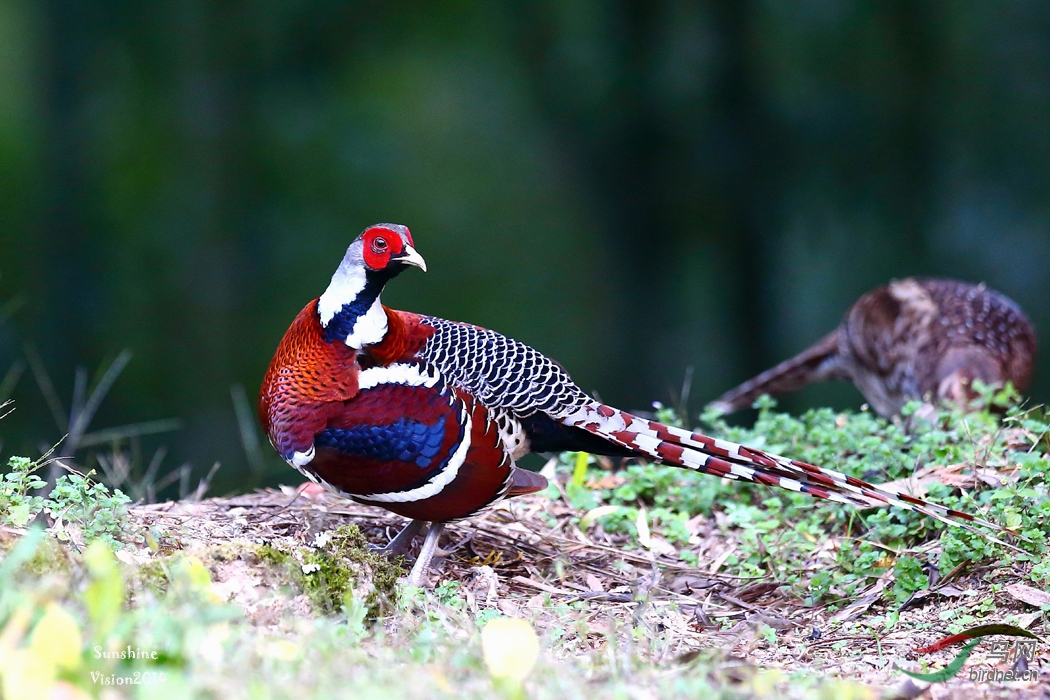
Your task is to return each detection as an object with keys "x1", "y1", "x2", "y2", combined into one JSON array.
[
  {"x1": 830, "y1": 580, "x2": 888, "y2": 624},
  {"x1": 585, "y1": 474, "x2": 626, "y2": 490},
  {"x1": 585, "y1": 573, "x2": 605, "y2": 592},
  {"x1": 580, "y1": 505, "x2": 622, "y2": 530},
  {"x1": 636, "y1": 507, "x2": 652, "y2": 549},
  {"x1": 1014, "y1": 611, "x2": 1043, "y2": 630},
  {"x1": 1006, "y1": 583, "x2": 1050, "y2": 608}
]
